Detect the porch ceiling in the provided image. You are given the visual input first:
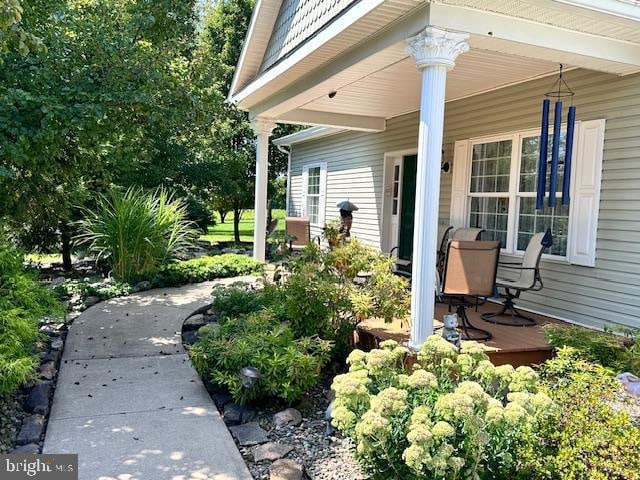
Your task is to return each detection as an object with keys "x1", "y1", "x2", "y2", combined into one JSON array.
[
  {"x1": 299, "y1": 45, "x2": 565, "y2": 120},
  {"x1": 236, "y1": 0, "x2": 640, "y2": 129}
]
